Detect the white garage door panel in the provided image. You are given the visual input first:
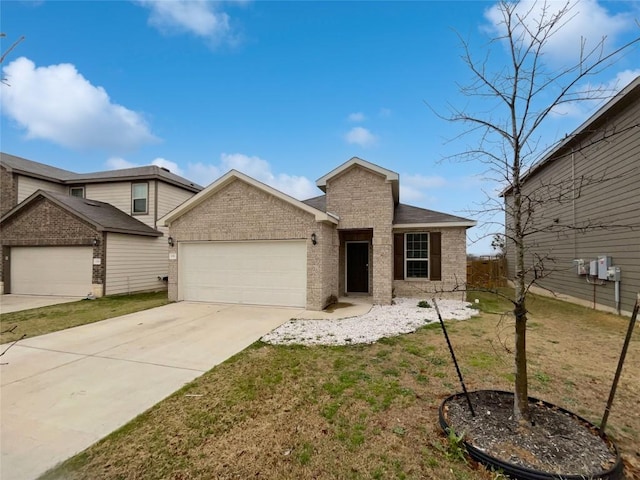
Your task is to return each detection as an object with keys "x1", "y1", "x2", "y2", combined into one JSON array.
[
  {"x1": 179, "y1": 241, "x2": 306, "y2": 307},
  {"x1": 11, "y1": 247, "x2": 93, "y2": 296}
]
